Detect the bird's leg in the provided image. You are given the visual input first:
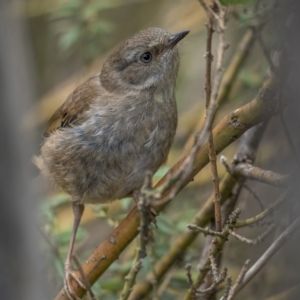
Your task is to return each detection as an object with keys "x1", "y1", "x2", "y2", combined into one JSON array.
[
  {"x1": 64, "y1": 202, "x2": 86, "y2": 300},
  {"x1": 133, "y1": 190, "x2": 158, "y2": 227}
]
